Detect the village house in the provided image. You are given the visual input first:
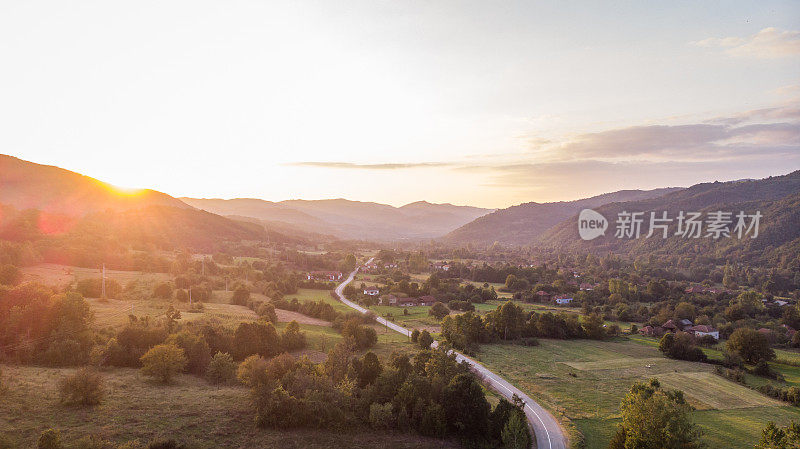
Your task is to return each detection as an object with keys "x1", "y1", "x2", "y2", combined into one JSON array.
[
  {"x1": 419, "y1": 295, "x2": 436, "y2": 306},
  {"x1": 307, "y1": 271, "x2": 343, "y2": 281},
  {"x1": 432, "y1": 262, "x2": 450, "y2": 271},
  {"x1": 553, "y1": 294, "x2": 573, "y2": 305},
  {"x1": 687, "y1": 325, "x2": 719, "y2": 340},
  {"x1": 380, "y1": 294, "x2": 397, "y2": 306},
  {"x1": 363, "y1": 287, "x2": 380, "y2": 296},
  {"x1": 535, "y1": 290, "x2": 551, "y2": 300},
  {"x1": 579, "y1": 283, "x2": 594, "y2": 291}
]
